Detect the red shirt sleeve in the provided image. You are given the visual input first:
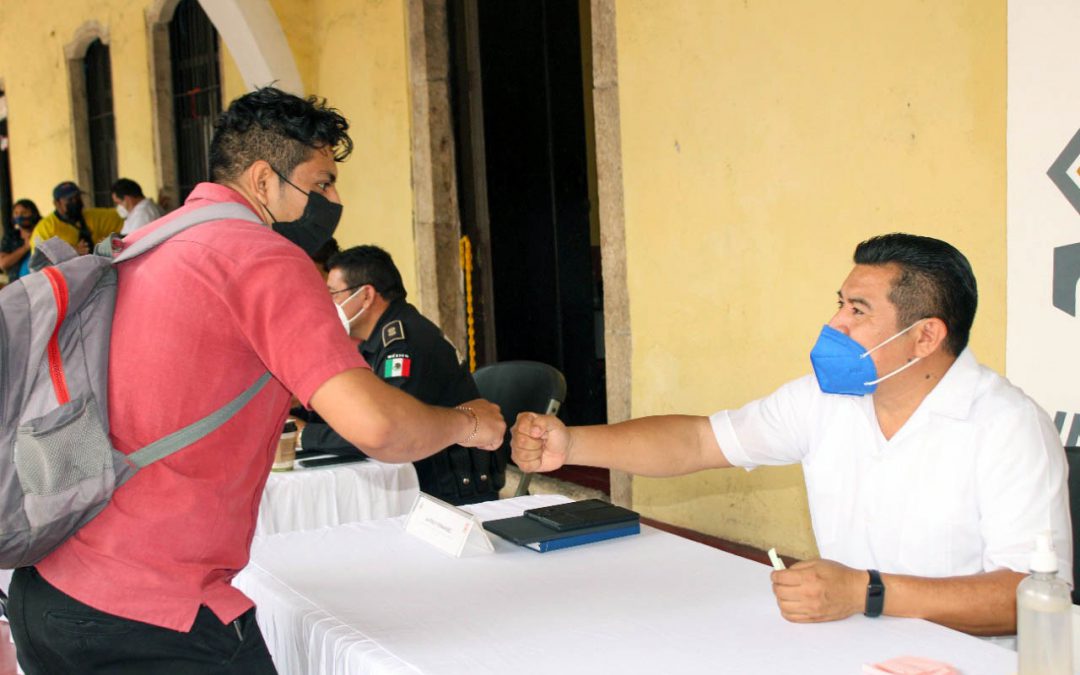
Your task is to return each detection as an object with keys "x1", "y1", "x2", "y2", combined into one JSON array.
[{"x1": 223, "y1": 237, "x2": 367, "y2": 406}]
